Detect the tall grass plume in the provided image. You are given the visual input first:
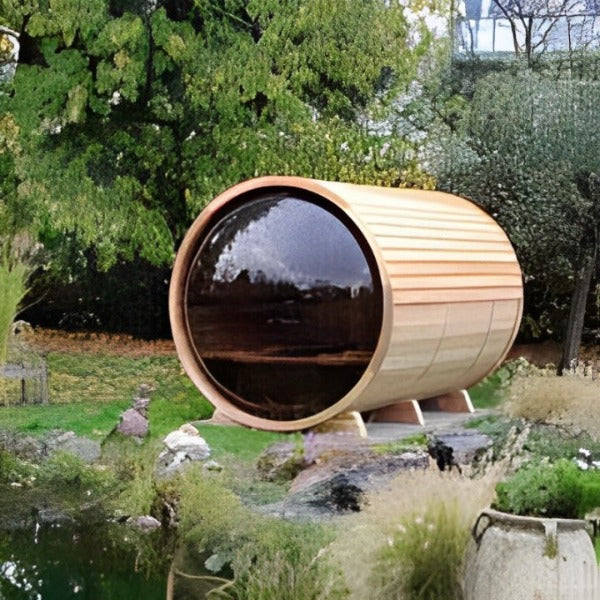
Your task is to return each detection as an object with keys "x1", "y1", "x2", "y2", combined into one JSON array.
[
  {"x1": 331, "y1": 469, "x2": 499, "y2": 600},
  {"x1": 0, "y1": 256, "x2": 28, "y2": 364},
  {"x1": 505, "y1": 373, "x2": 600, "y2": 439}
]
